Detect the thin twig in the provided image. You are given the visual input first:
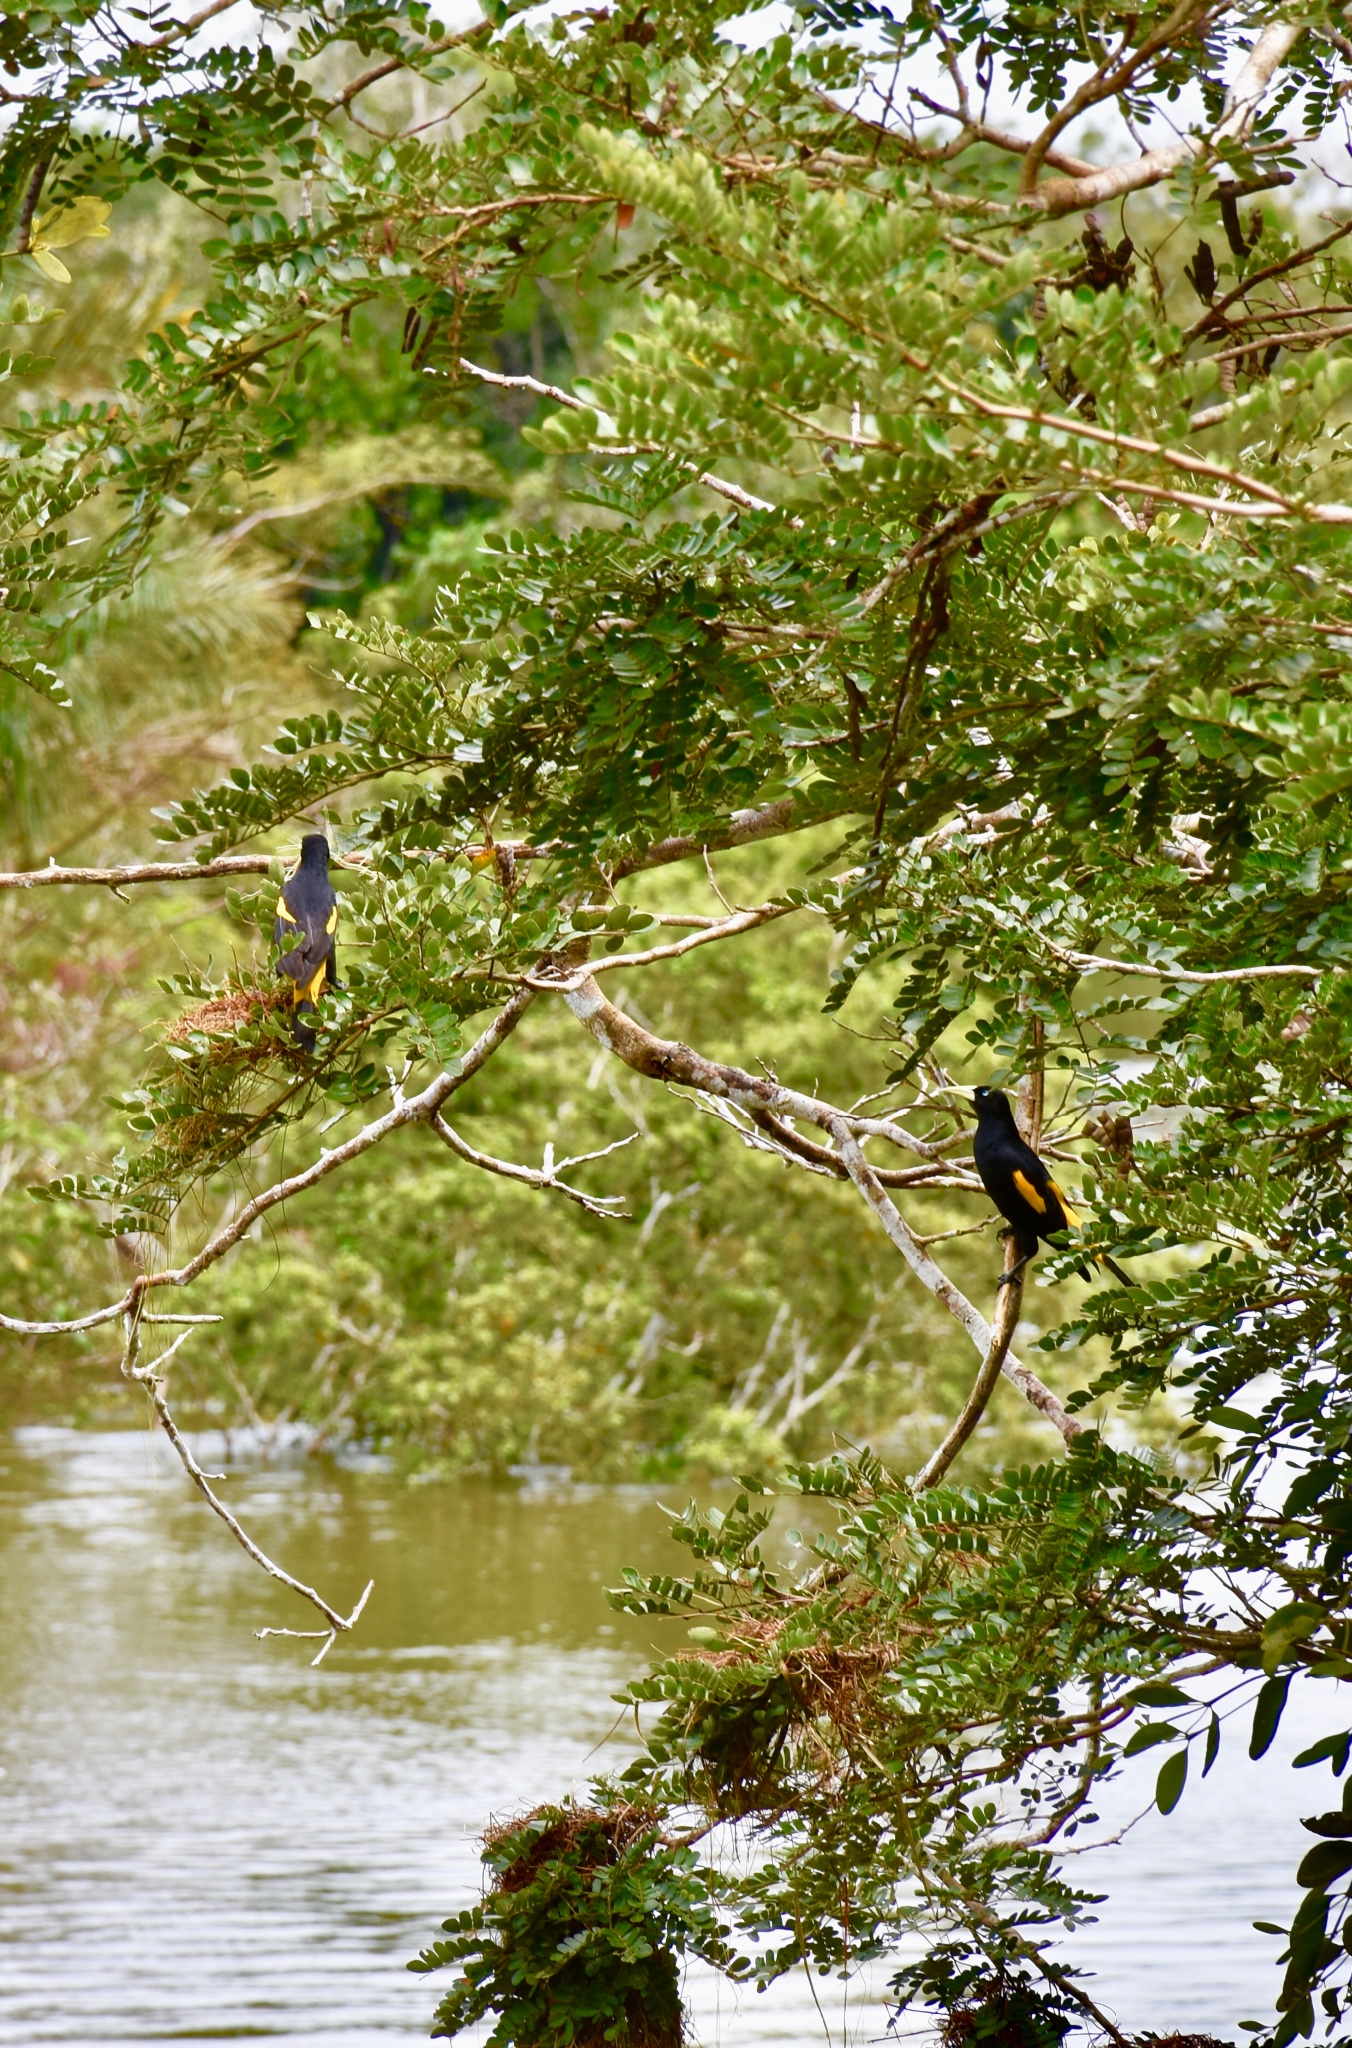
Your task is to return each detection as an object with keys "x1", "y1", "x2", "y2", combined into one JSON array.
[
  {"x1": 429, "y1": 1116, "x2": 635, "y2": 1216},
  {"x1": 2, "y1": 987, "x2": 537, "y2": 1339},
  {"x1": 451, "y1": 358, "x2": 783, "y2": 516},
  {"x1": 524, "y1": 903, "x2": 795, "y2": 989},
  {"x1": 1051, "y1": 940, "x2": 1330, "y2": 984},
  {"x1": 559, "y1": 975, "x2": 1083, "y2": 1444},
  {"x1": 139, "y1": 0, "x2": 244, "y2": 49},
  {"x1": 121, "y1": 1316, "x2": 373, "y2": 1663}
]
